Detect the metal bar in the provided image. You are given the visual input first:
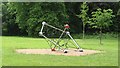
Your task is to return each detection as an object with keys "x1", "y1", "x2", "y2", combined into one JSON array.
[
  {"x1": 57, "y1": 28, "x2": 66, "y2": 43},
  {"x1": 68, "y1": 40, "x2": 78, "y2": 48},
  {"x1": 63, "y1": 39, "x2": 70, "y2": 49},
  {"x1": 44, "y1": 36, "x2": 52, "y2": 49},
  {"x1": 39, "y1": 22, "x2": 82, "y2": 51},
  {"x1": 53, "y1": 28, "x2": 66, "y2": 48},
  {"x1": 45, "y1": 23, "x2": 64, "y2": 32},
  {"x1": 40, "y1": 34, "x2": 52, "y2": 49},
  {"x1": 66, "y1": 32, "x2": 81, "y2": 49},
  {"x1": 41, "y1": 34, "x2": 62, "y2": 49},
  {"x1": 40, "y1": 23, "x2": 45, "y2": 33}
]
